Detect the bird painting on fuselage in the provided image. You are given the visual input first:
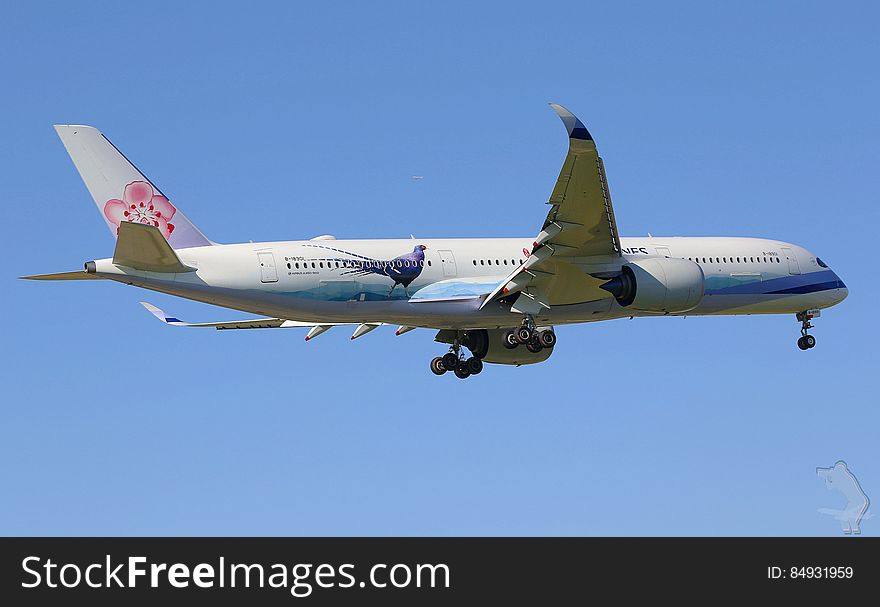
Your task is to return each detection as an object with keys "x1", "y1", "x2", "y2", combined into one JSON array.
[{"x1": 303, "y1": 243, "x2": 427, "y2": 296}]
